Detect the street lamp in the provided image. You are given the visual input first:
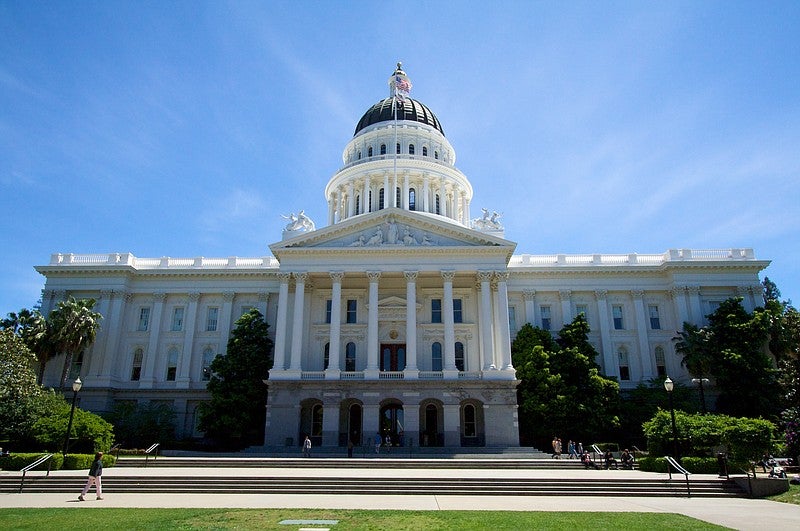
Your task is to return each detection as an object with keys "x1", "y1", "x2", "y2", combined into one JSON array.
[
  {"x1": 692, "y1": 377, "x2": 710, "y2": 414},
  {"x1": 663, "y1": 376, "x2": 679, "y2": 459},
  {"x1": 62, "y1": 377, "x2": 82, "y2": 456}
]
